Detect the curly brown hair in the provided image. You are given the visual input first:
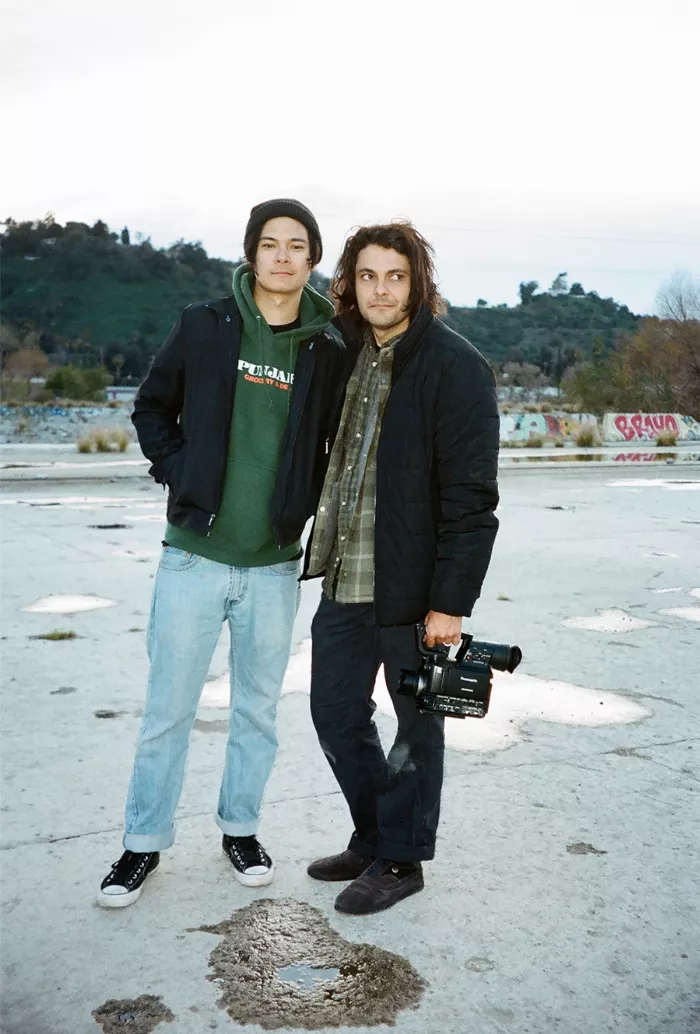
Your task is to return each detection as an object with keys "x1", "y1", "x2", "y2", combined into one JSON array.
[{"x1": 331, "y1": 221, "x2": 446, "y2": 320}]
